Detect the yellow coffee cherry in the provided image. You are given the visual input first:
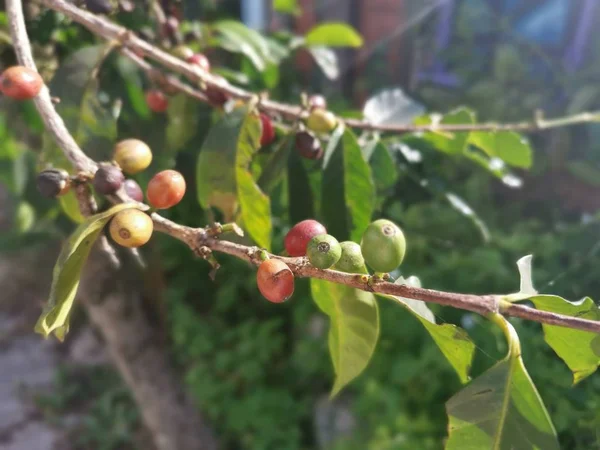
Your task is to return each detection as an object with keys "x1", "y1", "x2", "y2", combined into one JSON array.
[
  {"x1": 306, "y1": 108, "x2": 337, "y2": 133},
  {"x1": 114, "y1": 139, "x2": 153, "y2": 175},
  {"x1": 109, "y1": 209, "x2": 153, "y2": 248}
]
